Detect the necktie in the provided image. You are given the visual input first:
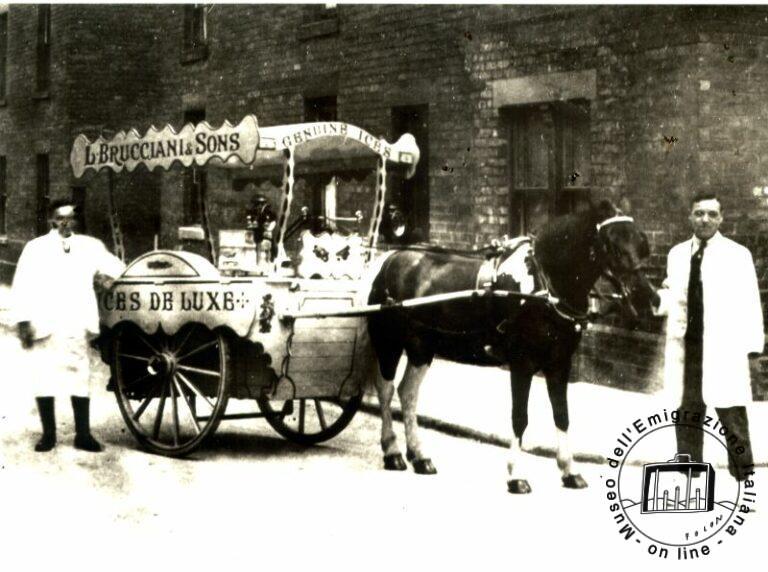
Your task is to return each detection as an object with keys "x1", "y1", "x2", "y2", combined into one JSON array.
[{"x1": 685, "y1": 240, "x2": 707, "y2": 341}]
